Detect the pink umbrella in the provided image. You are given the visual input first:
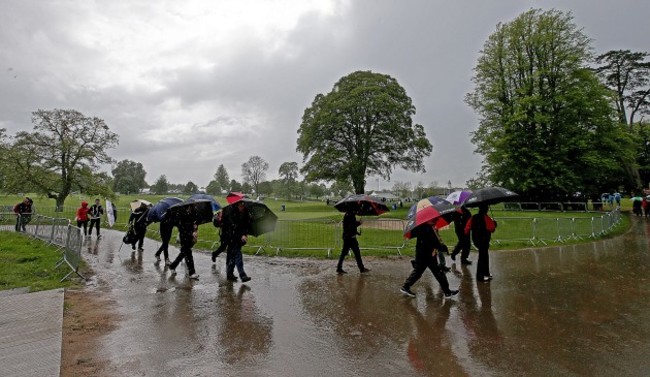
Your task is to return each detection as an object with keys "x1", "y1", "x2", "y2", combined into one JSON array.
[{"x1": 226, "y1": 192, "x2": 246, "y2": 204}]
